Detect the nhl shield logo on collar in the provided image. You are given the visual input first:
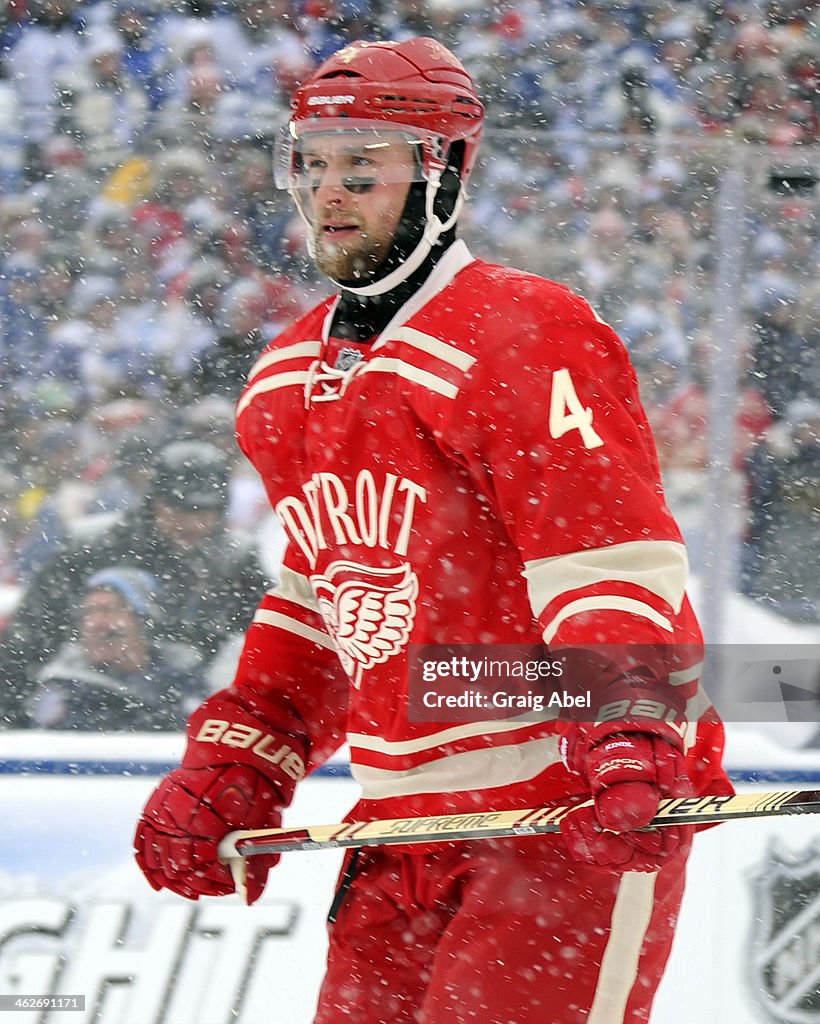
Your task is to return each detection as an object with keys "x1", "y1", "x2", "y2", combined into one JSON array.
[
  {"x1": 749, "y1": 841, "x2": 820, "y2": 1023},
  {"x1": 334, "y1": 348, "x2": 364, "y2": 372}
]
